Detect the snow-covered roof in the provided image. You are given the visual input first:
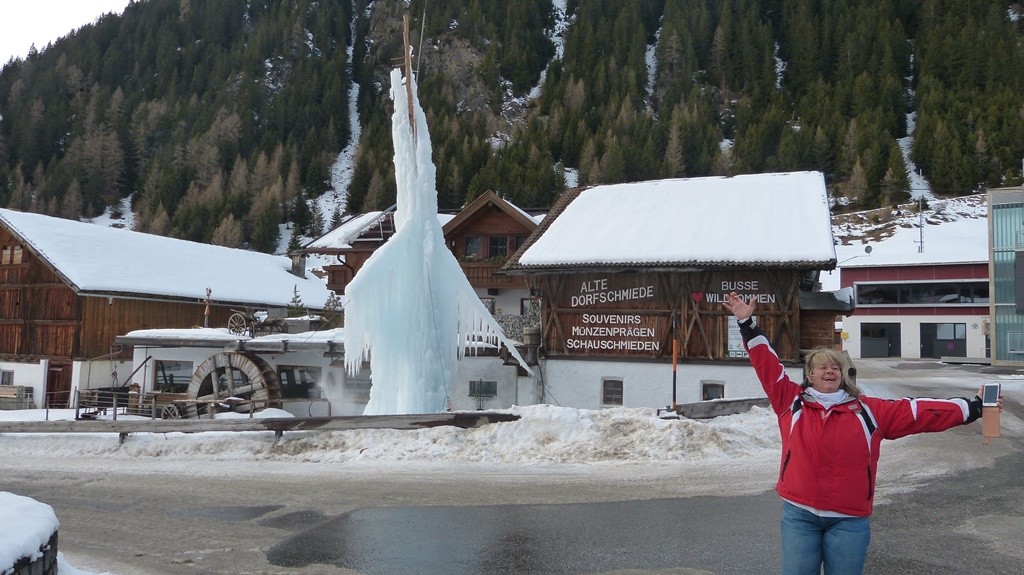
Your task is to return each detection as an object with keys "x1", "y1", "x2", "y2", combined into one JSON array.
[
  {"x1": 305, "y1": 209, "x2": 455, "y2": 251},
  {"x1": 305, "y1": 210, "x2": 387, "y2": 250},
  {"x1": 116, "y1": 326, "x2": 345, "y2": 352},
  {"x1": 442, "y1": 190, "x2": 541, "y2": 237},
  {"x1": 510, "y1": 171, "x2": 835, "y2": 270},
  {"x1": 506, "y1": 199, "x2": 545, "y2": 225},
  {"x1": 0, "y1": 209, "x2": 332, "y2": 308}
]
